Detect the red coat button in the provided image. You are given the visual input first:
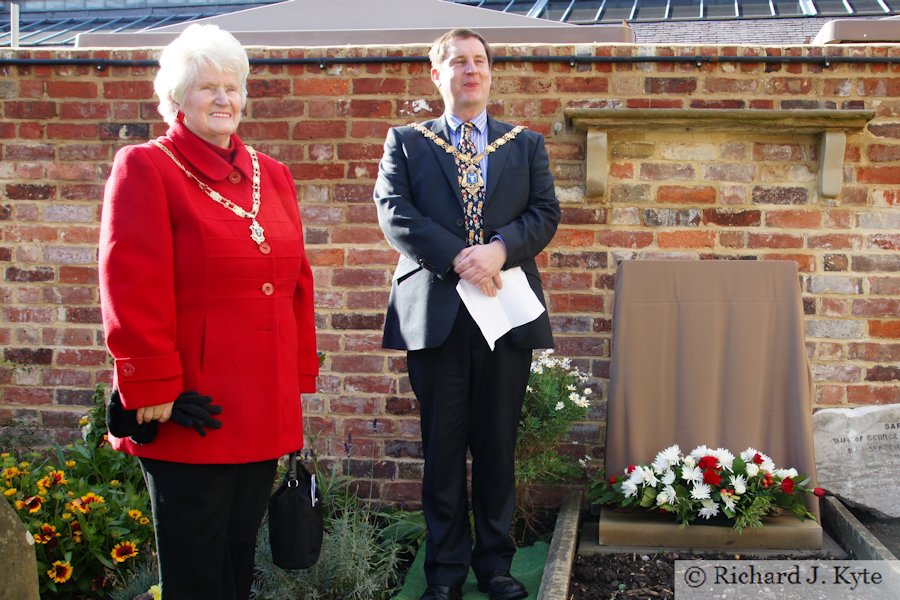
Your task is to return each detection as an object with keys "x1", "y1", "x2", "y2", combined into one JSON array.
[
  {"x1": 121, "y1": 363, "x2": 136, "y2": 377},
  {"x1": 261, "y1": 282, "x2": 274, "y2": 295},
  {"x1": 258, "y1": 242, "x2": 271, "y2": 255},
  {"x1": 228, "y1": 171, "x2": 241, "y2": 184}
]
